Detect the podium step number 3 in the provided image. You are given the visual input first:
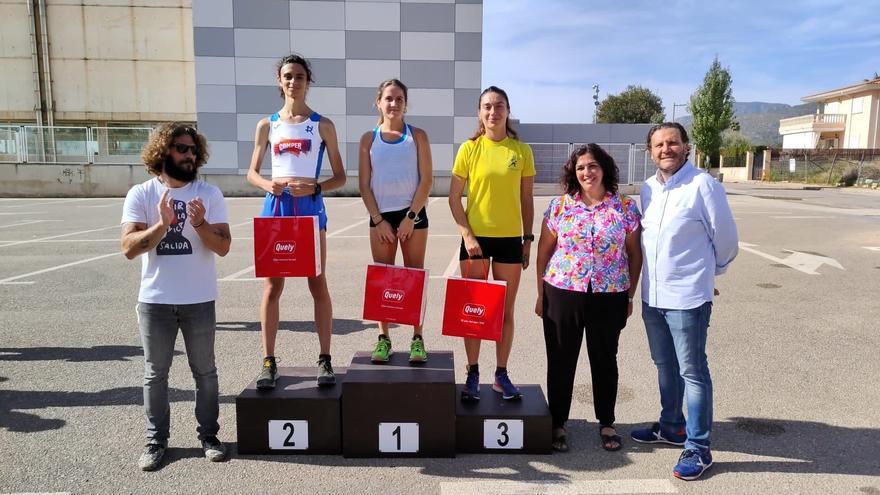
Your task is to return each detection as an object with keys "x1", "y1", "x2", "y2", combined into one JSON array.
[
  {"x1": 483, "y1": 419, "x2": 524, "y2": 450},
  {"x1": 268, "y1": 420, "x2": 309, "y2": 450},
  {"x1": 379, "y1": 422, "x2": 419, "y2": 453}
]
